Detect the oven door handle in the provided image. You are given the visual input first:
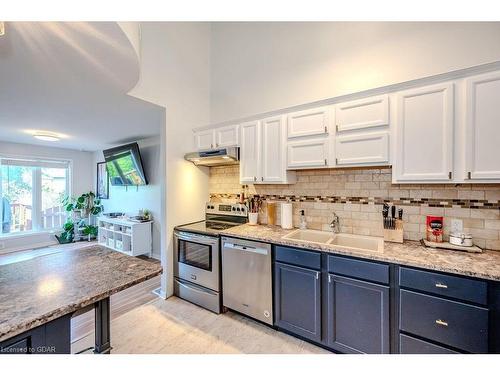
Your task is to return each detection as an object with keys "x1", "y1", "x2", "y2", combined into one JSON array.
[
  {"x1": 175, "y1": 278, "x2": 218, "y2": 296},
  {"x1": 175, "y1": 232, "x2": 218, "y2": 245}
]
